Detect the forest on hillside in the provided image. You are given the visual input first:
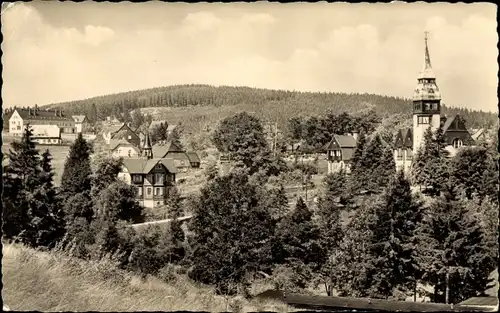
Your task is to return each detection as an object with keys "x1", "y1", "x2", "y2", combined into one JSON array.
[{"x1": 37, "y1": 85, "x2": 496, "y2": 129}]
